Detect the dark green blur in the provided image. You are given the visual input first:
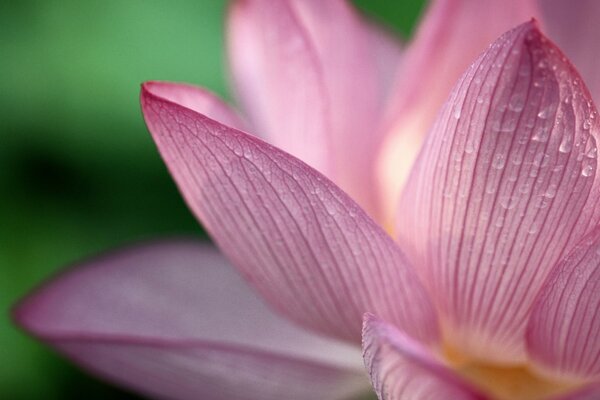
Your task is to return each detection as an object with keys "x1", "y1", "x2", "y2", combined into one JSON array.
[{"x1": 0, "y1": 1, "x2": 424, "y2": 398}]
